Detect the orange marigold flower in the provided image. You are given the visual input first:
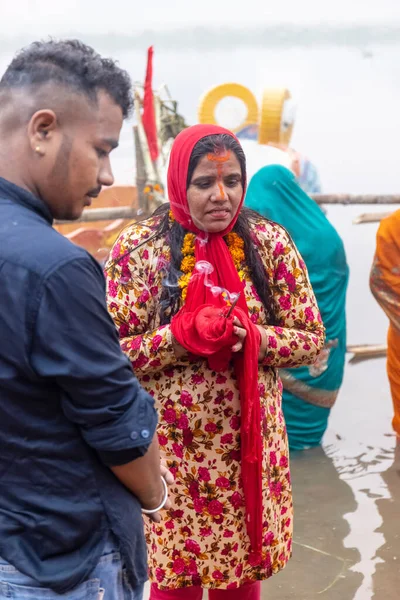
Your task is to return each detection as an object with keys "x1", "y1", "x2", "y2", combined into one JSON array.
[{"x1": 181, "y1": 256, "x2": 196, "y2": 273}]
